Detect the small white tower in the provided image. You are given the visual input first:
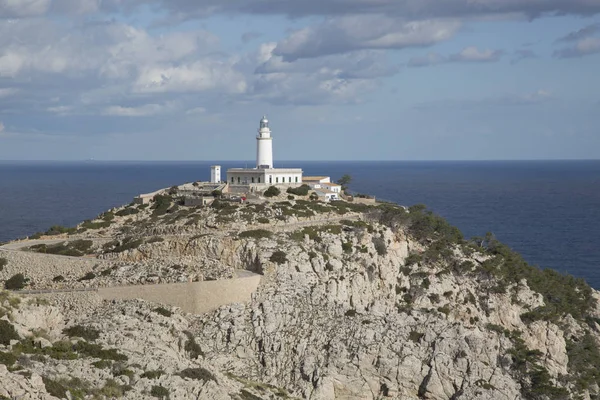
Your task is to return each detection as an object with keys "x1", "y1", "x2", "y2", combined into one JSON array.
[
  {"x1": 256, "y1": 116, "x2": 273, "y2": 169},
  {"x1": 210, "y1": 165, "x2": 221, "y2": 183}
]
